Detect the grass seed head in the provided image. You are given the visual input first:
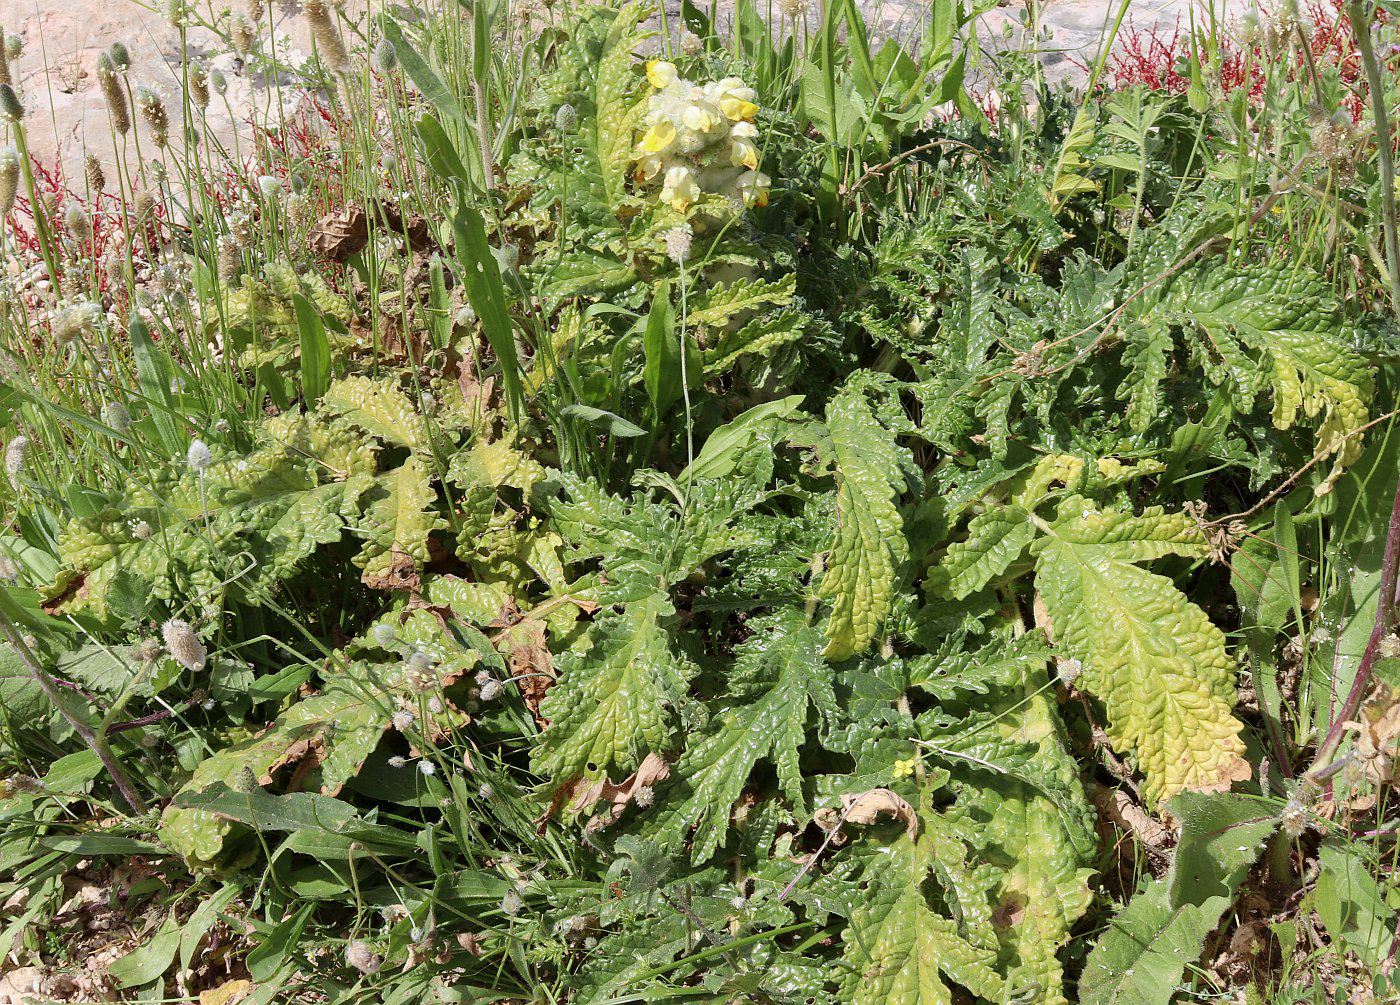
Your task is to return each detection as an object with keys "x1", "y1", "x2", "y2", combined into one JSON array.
[
  {"x1": 136, "y1": 86, "x2": 169, "y2": 148},
  {"x1": 162, "y1": 618, "x2": 207, "y2": 672},
  {"x1": 63, "y1": 203, "x2": 91, "y2": 243},
  {"x1": 4, "y1": 435, "x2": 27, "y2": 487},
  {"x1": 188, "y1": 63, "x2": 209, "y2": 110},
  {"x1": 231, "y1": 14, "x2": 256, "y2": 56},
  {"x1": 97, "y1": 53, "x2": 131, "y2": 135},
  {"x1": 187, "y1": 438, "x2": 212, "y2": 472},
  {"x1": 108, "y1": 43, "x2": 131, "y2": 72},
  {"x1": 0, "y1": 29, "x2": 12, "y2": 89},
  {"x1": 304, "y1": 0, "x2": 350, "y2": 74},
  {"x1": 0, "y1": 83, "x2": 24, "y2": 121},
  {"x1": 0, "y1": 145, "x2": 19, "y2": 217},
  {"x1": 84, "y1": 153, "x2": 105, "y2": 193}
]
